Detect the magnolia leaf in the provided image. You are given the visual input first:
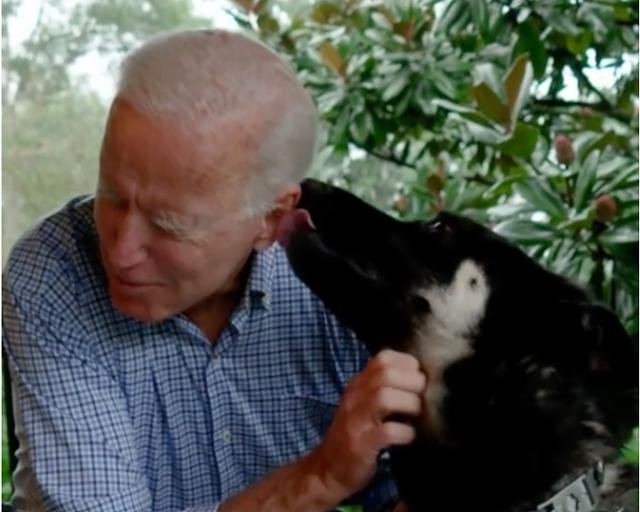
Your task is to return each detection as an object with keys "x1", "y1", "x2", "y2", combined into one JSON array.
[
  {"x1": 382, "y1": 73, "x2": 410, "y2": 102},
  {"x1": 493, "y1": 219, "x2": 557, "y2": 245},
  {"x1": 574, "y1": 150, "x2": 599, "y2": 211},
  {"x1": 471, "y1": 82, "x2": 509, "y2": 124},
  {"x1": 319, "y1": 41, "x2": 346, "y2": 77},
  {"x1": 514, "y1": 22, "x2": 548, "y2": 79},
  {"x1": 503, "y1": 53, "x2": 533, "y2": 123},
  {"x1": 515, "y1": 177, "x2": 566, "y2": 219},
  {"x1": 496, "y1": 123, "x2": 539, "y2": 159}
]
